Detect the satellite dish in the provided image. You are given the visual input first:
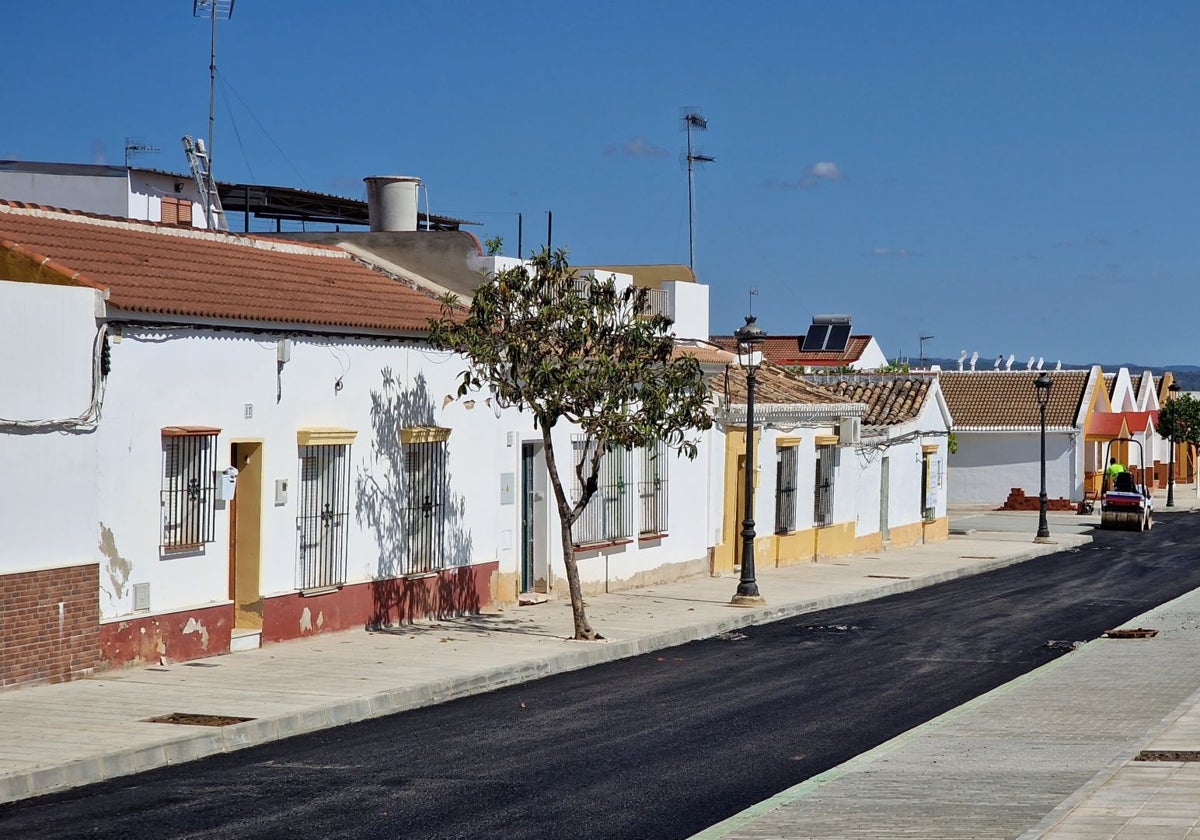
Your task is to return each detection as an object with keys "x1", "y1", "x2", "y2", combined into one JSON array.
[
  {"x1": 1037, "y1": 357, "x2": 1044, "y2": 370},
  {"x1": 1026, "y1": 356, "x2": 1035, "y2": 370},
  {"x1": 969, "y1": 351, "x2": 979, "y2": 371},
  {"x1": 1006, "y1": 354, "x2": 1015, "y2": 370},
  {"x1": 994, "y1": 355, "x2": 1003, "y2": 370}
]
